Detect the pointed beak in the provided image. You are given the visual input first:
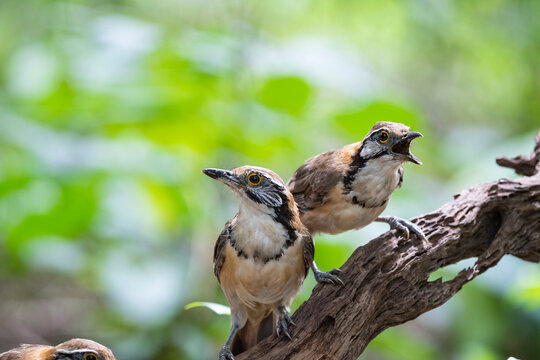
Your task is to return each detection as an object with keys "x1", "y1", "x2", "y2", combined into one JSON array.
[
  {"x1": 391, "y1": 131, "x2": 423, "y2": 165},
  {"x1": 403, "y1": 131, "x2": 423, "y2": 141},
  {"x1": 202, "y1": 168, "x2": 242, "y2": 187}
]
